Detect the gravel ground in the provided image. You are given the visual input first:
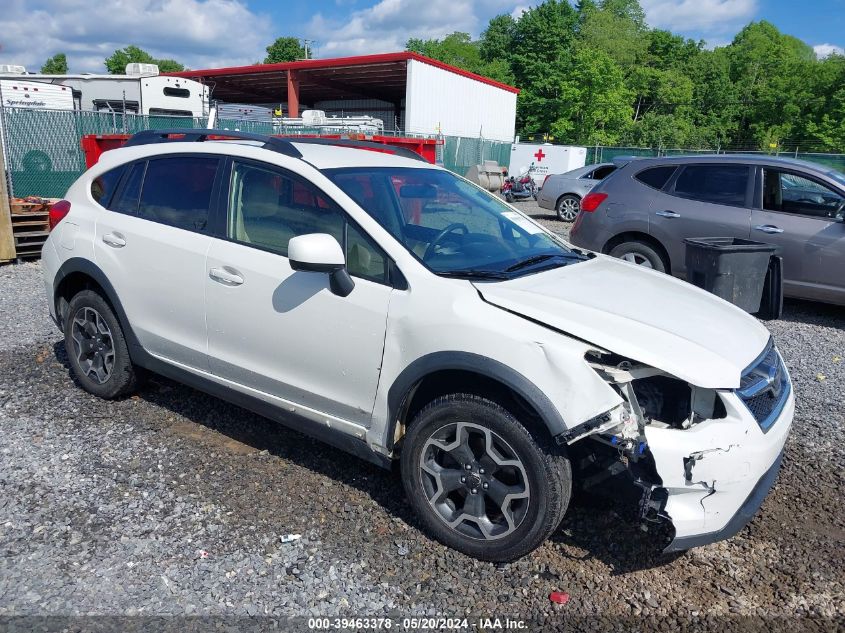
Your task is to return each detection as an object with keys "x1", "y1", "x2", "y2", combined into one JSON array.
[{"x1": 1, "y1": 221, "x2": 843, "y2": 631}]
